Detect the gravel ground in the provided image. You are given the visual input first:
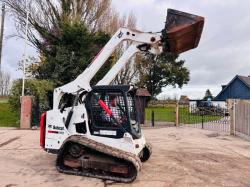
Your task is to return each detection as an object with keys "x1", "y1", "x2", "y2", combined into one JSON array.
[{"x1": 0, "y1": 126, "x2": 250, "y2": 187}]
